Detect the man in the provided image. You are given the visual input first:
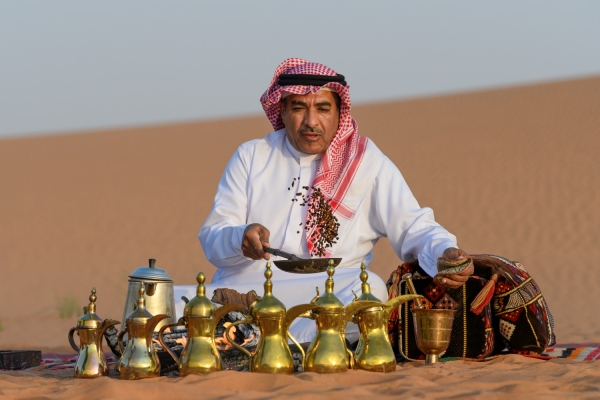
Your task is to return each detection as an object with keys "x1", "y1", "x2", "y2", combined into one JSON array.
[{"x1": 199, "y1": 58, "x2": 473, "y2": 343}]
